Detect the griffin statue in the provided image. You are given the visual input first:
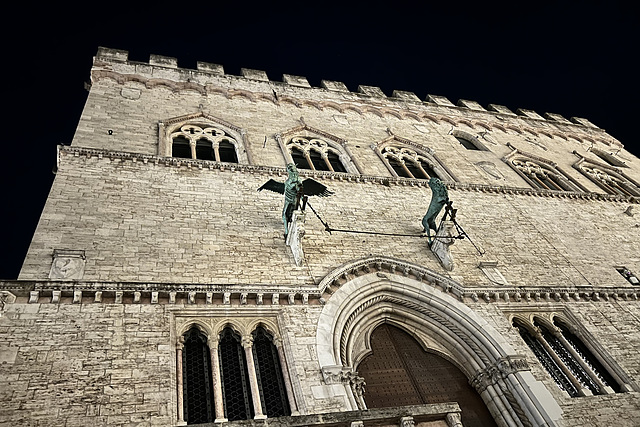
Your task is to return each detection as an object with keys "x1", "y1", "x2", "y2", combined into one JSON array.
[
  {"x1": 258, "y1": 163, "x2": 334, "y2": 237},
  {"x1": 422, "y1": 177, "x2": 449, "y2": 243}
]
